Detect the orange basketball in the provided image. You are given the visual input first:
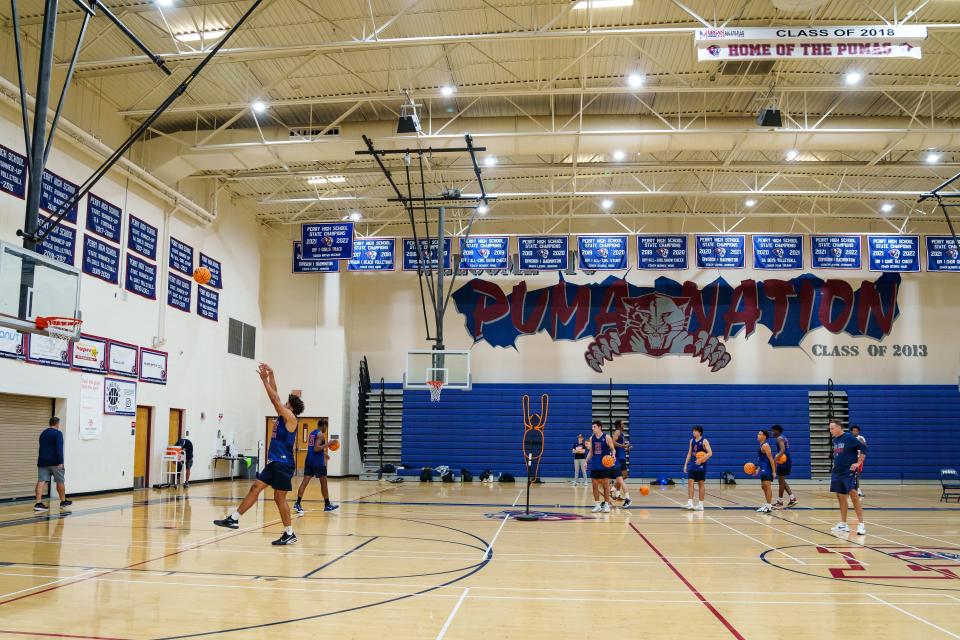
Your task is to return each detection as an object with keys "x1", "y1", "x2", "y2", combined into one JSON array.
[
  {"x1": 193, "y1": 267, "x2": 212, "y2": 284},
  {"x1": 639, "y1": 486, "x2": 649, "y2": 496},
  {"x1": 328, "y1": 440, "x2": 340, "y2": 452},
  {"x1": 601, "y1": 455, "x2": 615, "y2": 468},
  {"x1": 743, "y1": 462, "x2": 757, "y2": 475},
  {"x1": 776, "y1": 454, "x2": 787, "y2": 464},
  {"x1": 695, "y1": 452, "x2": 708, "y2": 464}
]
